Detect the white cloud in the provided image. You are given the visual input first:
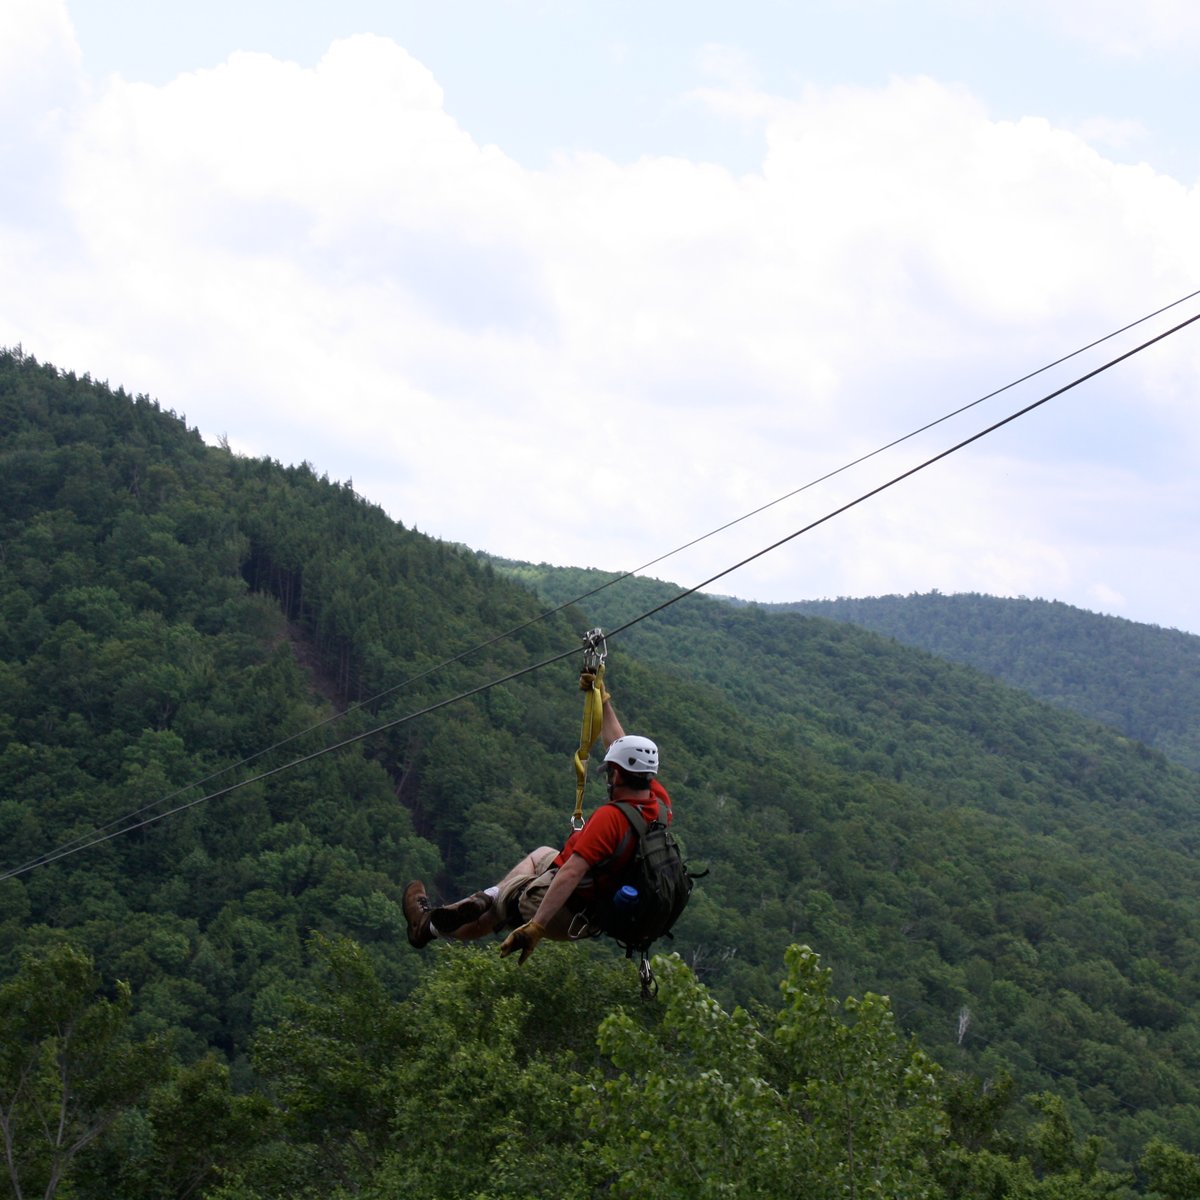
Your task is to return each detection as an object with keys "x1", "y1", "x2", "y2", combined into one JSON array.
[
  {"x1": 0, "y1": 0, "x2": 84, "y2": 258},
  {"x1": 1072, "y1": 115, "x2": 1149, "y2": 155},
  {"x1": 1036, "y1": 0, "x2": 1200, "y2": 57},
  {"x1": 0, "y1": 0, "x2": 81, "y2": 115},
  {"x1": 3, "y1": 20, "x2": 1198, "y2": 631}
]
